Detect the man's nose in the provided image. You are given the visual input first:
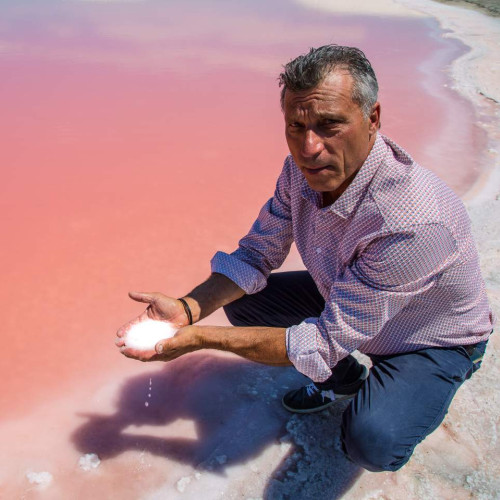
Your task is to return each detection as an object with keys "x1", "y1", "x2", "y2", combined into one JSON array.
[{"x1": 301, "y1": 129, "x2": 324, "y2": 158}]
